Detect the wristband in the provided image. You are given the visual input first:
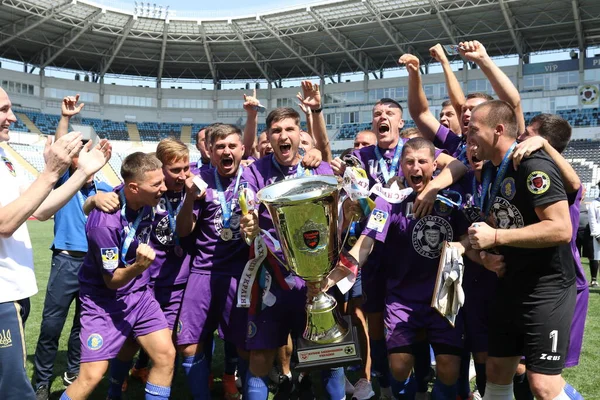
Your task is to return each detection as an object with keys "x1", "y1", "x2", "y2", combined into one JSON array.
[
  {"x1": 338, "y1": 249, "x2": 359, "y2": 277},
  {"x1": 311, "y1": 107, "x2": 322, "y2": 113}
]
